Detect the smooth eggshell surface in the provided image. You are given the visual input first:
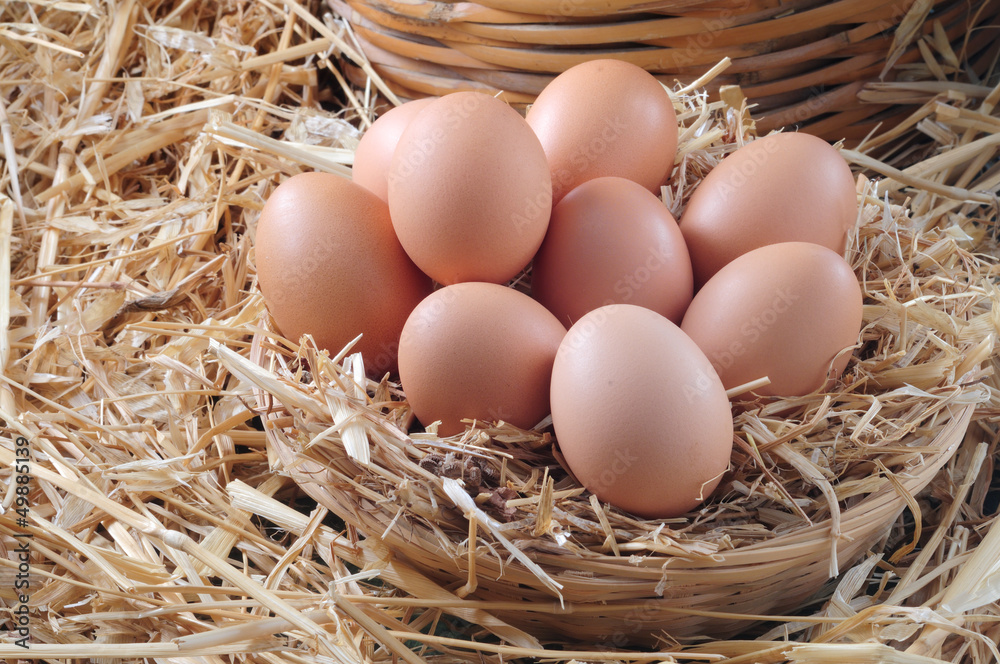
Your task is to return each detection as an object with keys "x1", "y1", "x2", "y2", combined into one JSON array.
[
  {"x1": 679, "y1": 131, "x2": 858, "y2": 288},
  {"x1": 352, "y1": 98, "x2": 435, "y2": 203},
  {"x1": 526, "y1": 59, "x2": 678, "y2": 203},
  {"x1": 255, "y1": 172, "x2": 433, "y2": 376},
  {"x1": 680, "y1": 242, "x2": 863, "y2": 397},
  {"x1": 550, "y1": 304, "x2": 734, "y2": 519},
  {"x1": 398, "y1": 282, "x2": 567, "y2": 436},
  {"x1": 389, "y1": 92, "x2": 552, "y2": 285},
  {"x1": 531, "y1": 176, "x2": 692, "y2": 327}
]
